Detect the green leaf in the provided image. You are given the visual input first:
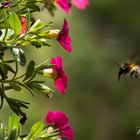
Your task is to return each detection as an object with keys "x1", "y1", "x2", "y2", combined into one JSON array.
[
  {"x1": 27, "y1": 4, "x2": 40, "y2": 12},
  {"x1": 12, "y1": 48, "x2": 26, "y2": 66},
  {"x1": 27, "y1": 82, "x2": 53, "y2": 98},
  {"x1": 23, "y1": 60, "x2": 35, "y2": 81},
  {"x1": 9, "y1": 82, "x2": 22, "y2": 91},
  {"x1": 0, "y1": 123, "x2": 4, "y2": 140},
  {"x1": 9, "y1": 12, "x2": 21, "y2": 35},
  {"x1": 2, "y1": 9, "x2": 8, "y2": 40},
  {"x1": 0, "y1": 87, "x2": 4, "y2": 109},
  {"x1": 0, "y1": 64, "x2": 8, "y2": 80},
  {"x1": 26, "y1": 9, "x2": 30, "y2": 33},
  {"x1": 26, "y1": 121, "x2": 46, "y2": 139},
  {"x1": 8, "y1": 114, "x2": 21, "y2": 140},
  {"x1": 3, "y1": 63, "x2": 16, "y2": 74}
]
